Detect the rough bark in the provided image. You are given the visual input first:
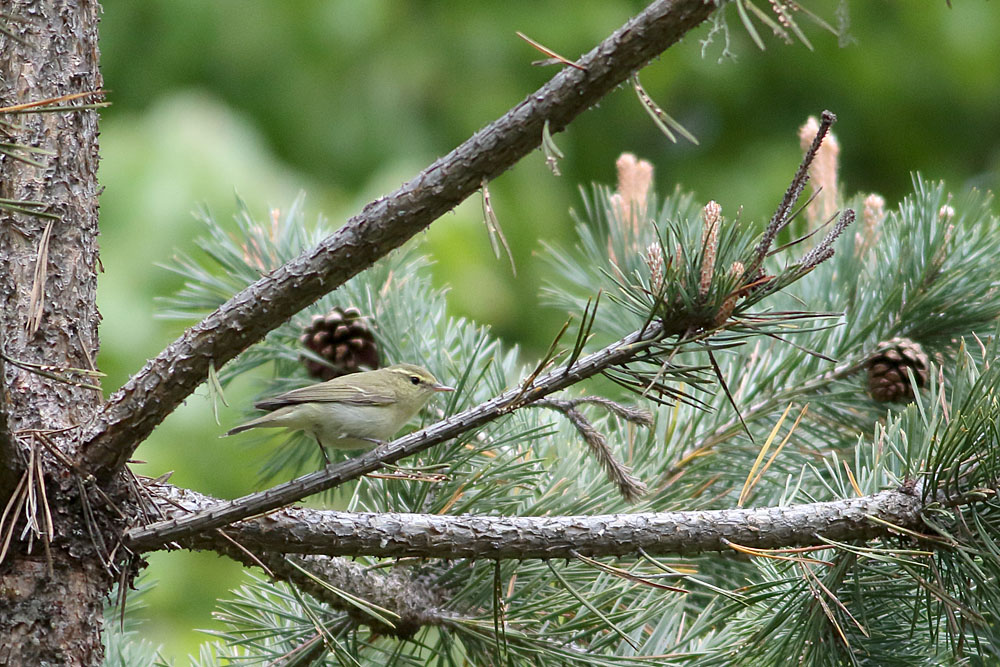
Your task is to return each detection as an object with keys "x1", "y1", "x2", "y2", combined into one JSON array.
[
  {"x1": 220, "y1": 548, "x2": 452, "y2": 638},
  {"x1": 136, "y1": 483, "x2": 926, "y2": 560},
  {"x1": 0, "y1": 0, "x2": 108, "y2": 664},
  {"x1": 78, "y1": 0, "x2": 718, "y2": 483}
]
